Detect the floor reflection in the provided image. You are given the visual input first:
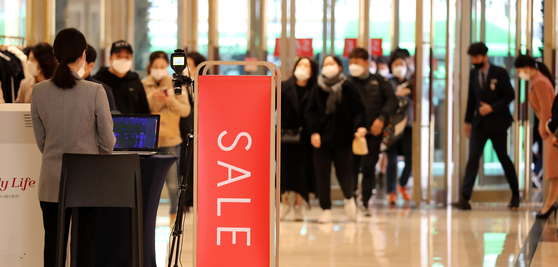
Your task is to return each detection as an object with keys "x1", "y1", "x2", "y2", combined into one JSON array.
[{"x1": 154, "y1": 203, "x2": 538, "y2": 267}]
